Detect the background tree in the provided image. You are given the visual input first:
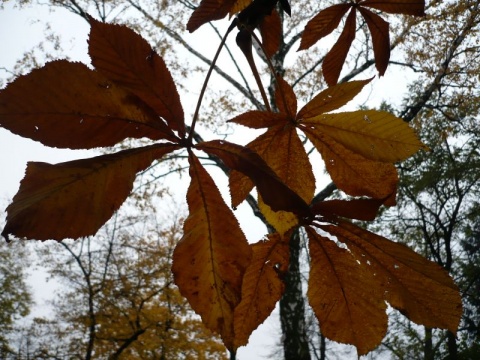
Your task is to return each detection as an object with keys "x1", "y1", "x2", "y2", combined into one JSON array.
[
  {"x1": 1, "y1": 0, "x2": 477, "y2": 358},
  {"x1": 0, "y1": 241, "x2": 32, "y2": 358},
  {"x1": 24, "y1": 207, "x2": 228, "y2": 359}
]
